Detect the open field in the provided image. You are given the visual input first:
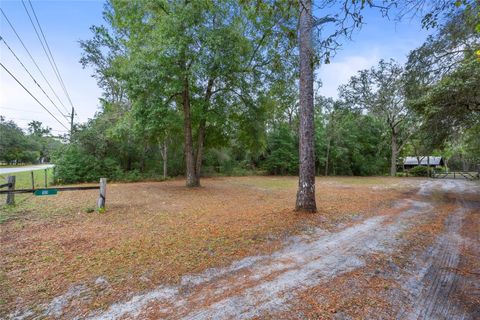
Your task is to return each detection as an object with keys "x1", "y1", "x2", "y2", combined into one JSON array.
[{"x1": 1, "y1": 176, "x2": 479, "y2": 319}]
